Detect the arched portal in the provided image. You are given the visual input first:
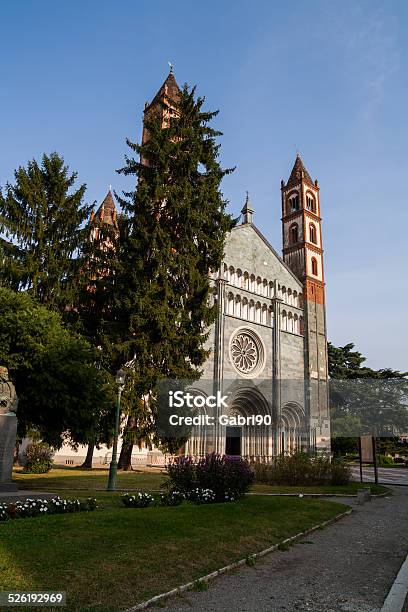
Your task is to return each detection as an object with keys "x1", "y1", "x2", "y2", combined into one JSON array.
[
  {"x1": 222, "y1": 387, "x2": 273, "y2": 460},
  {"x1": 280, "y1": 402, "x2": 305, "y2": 454}
]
